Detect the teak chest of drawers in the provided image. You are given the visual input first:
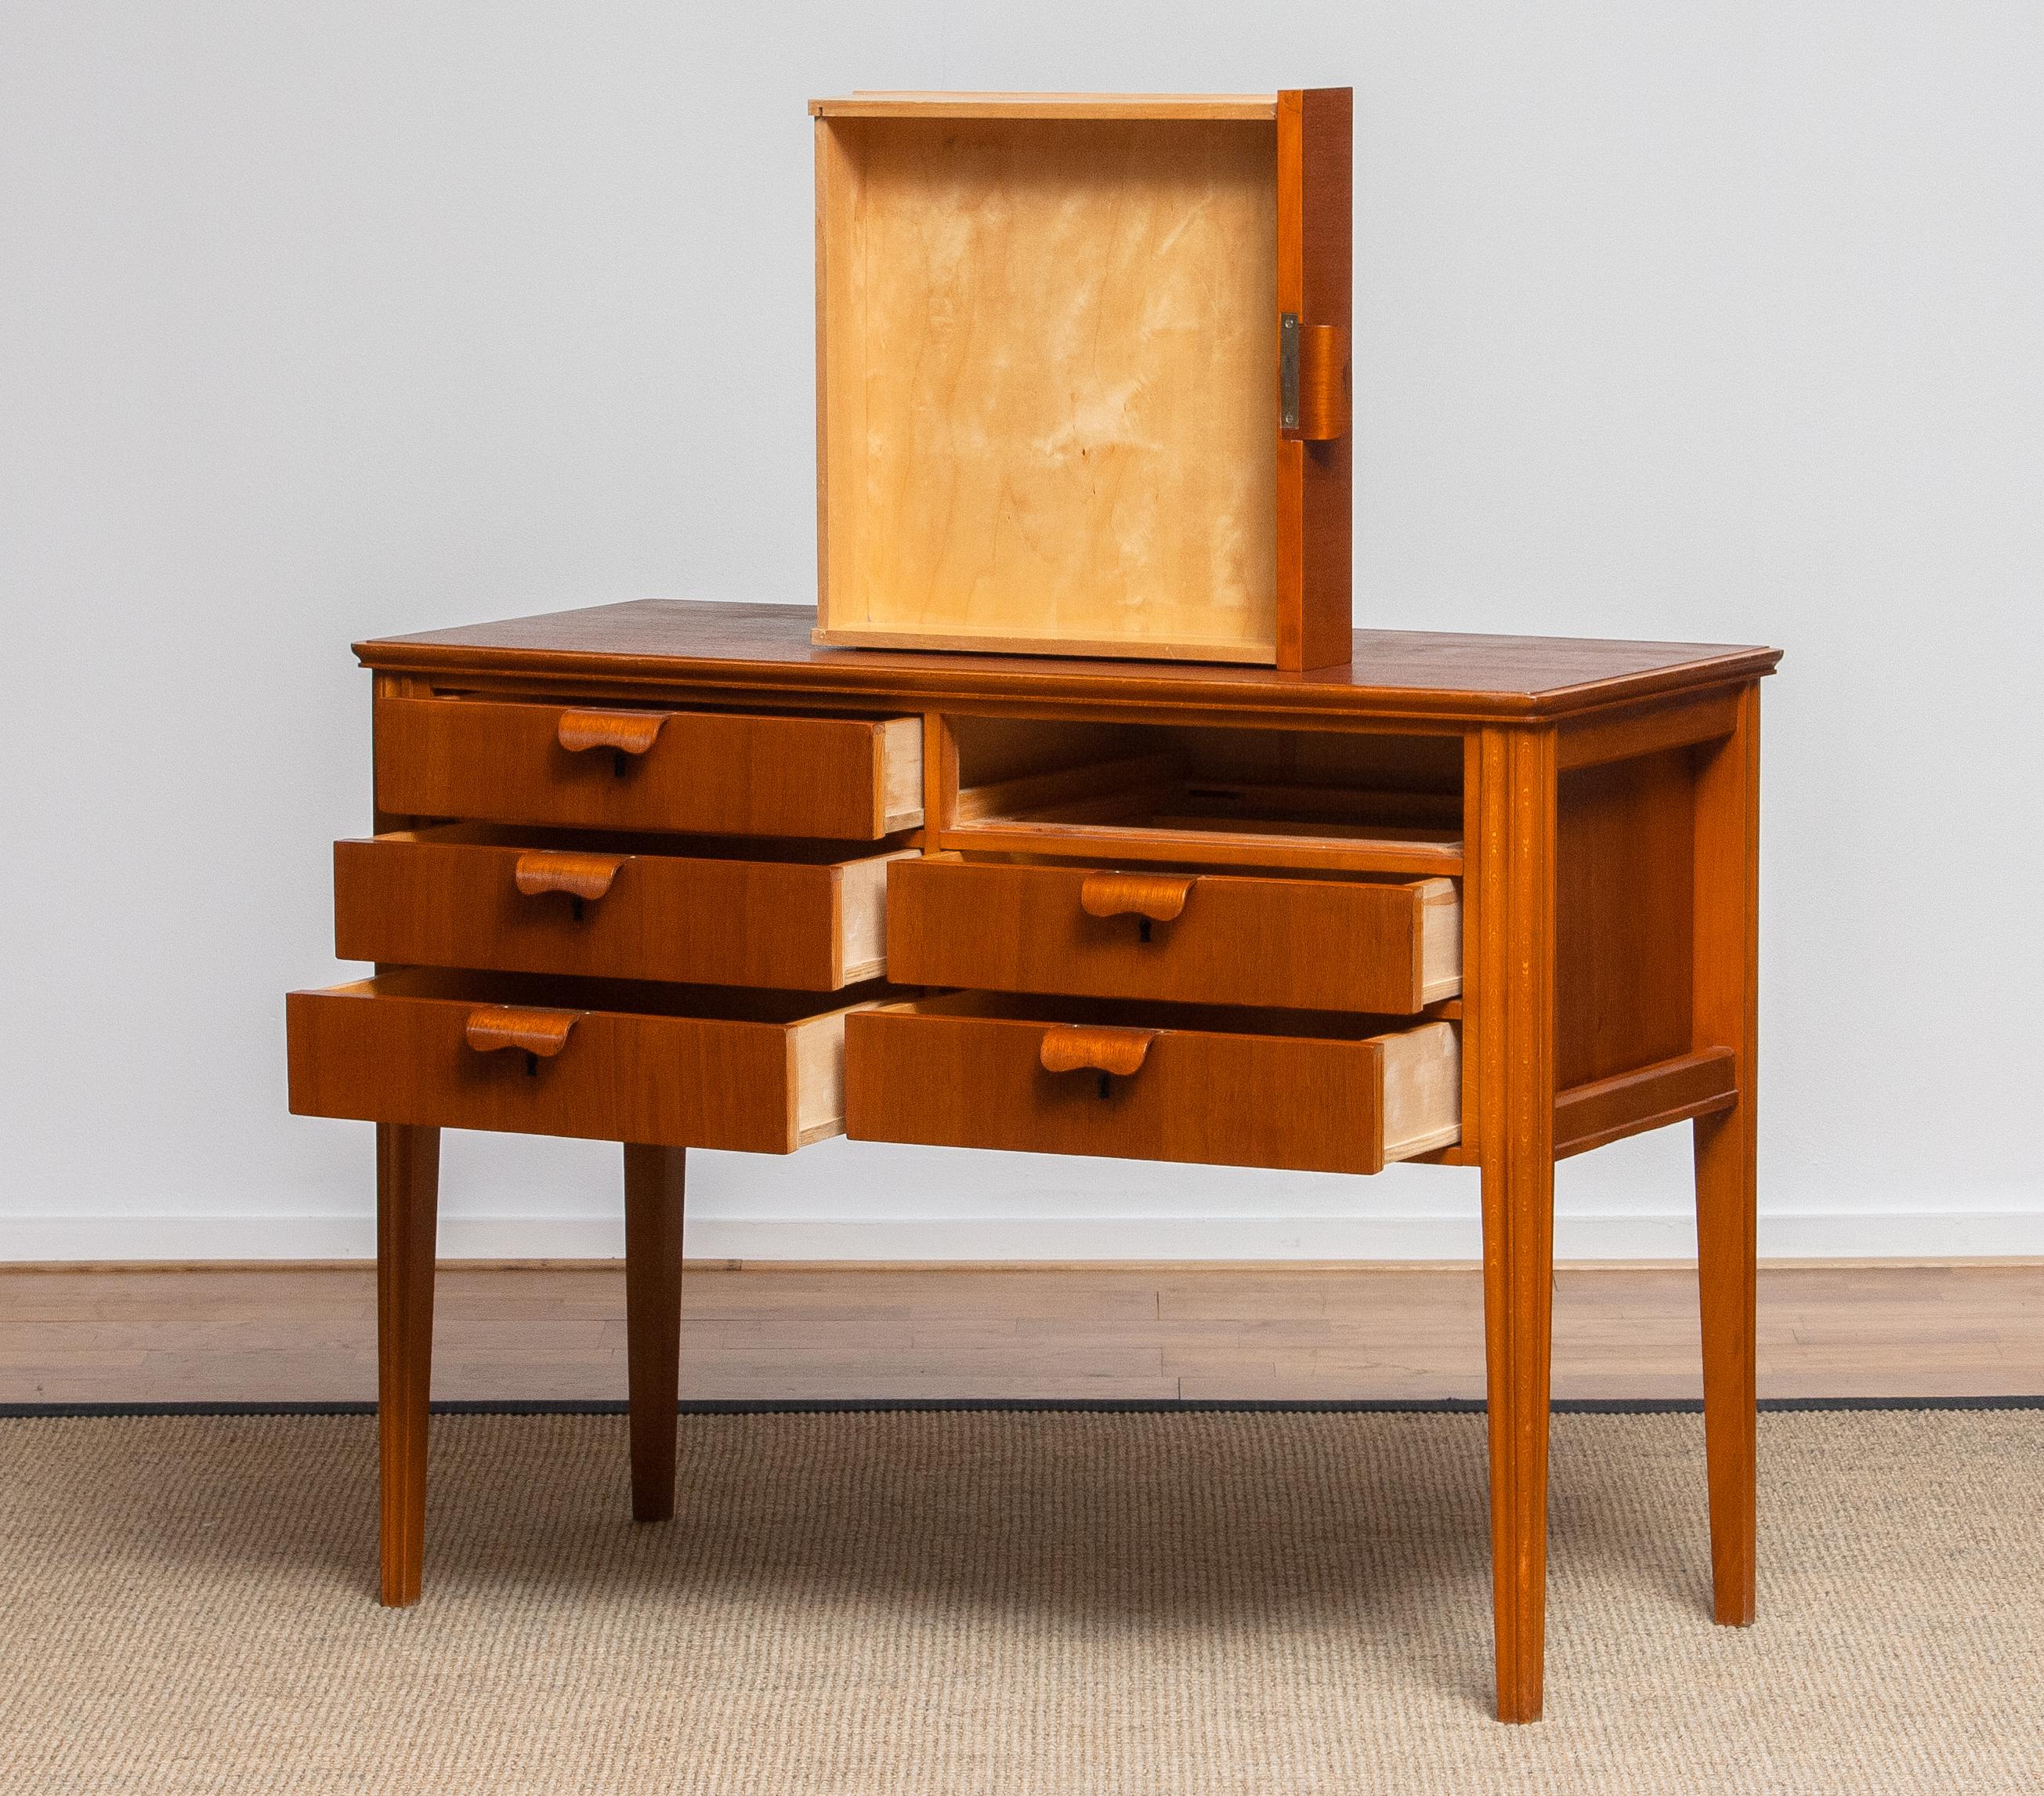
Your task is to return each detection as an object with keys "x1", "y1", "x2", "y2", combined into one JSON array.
[{"x1": 287, "y1": 598, "x2": 1780, "y2": 1723}]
